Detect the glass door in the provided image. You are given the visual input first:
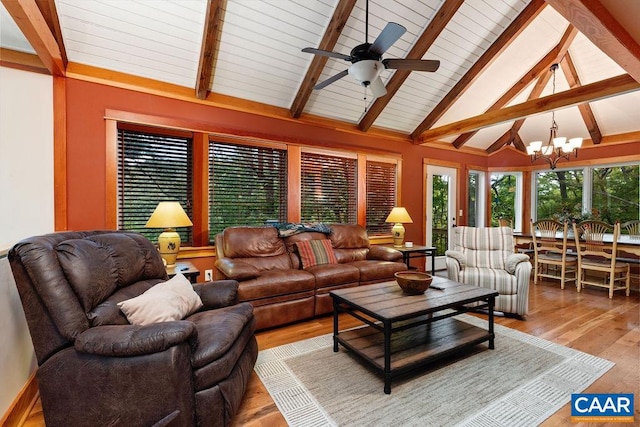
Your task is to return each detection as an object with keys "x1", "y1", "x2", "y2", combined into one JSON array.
[{"x1": 426, "y1": 165, "x2": 457, "y2": 271}]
